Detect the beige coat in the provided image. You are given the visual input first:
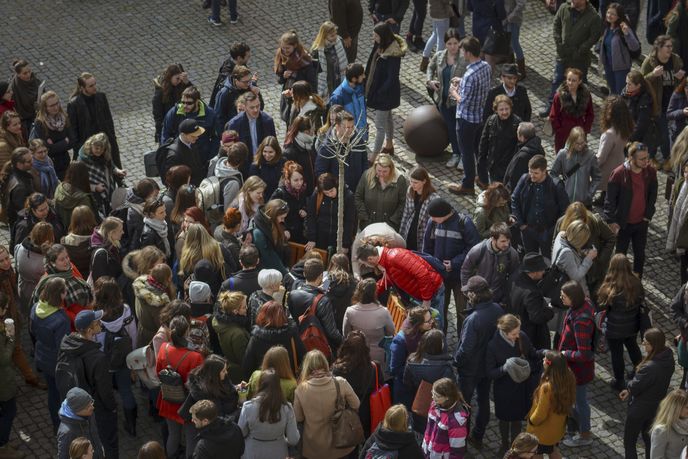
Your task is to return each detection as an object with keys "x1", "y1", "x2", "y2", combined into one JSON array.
[
  {"x1": 596, "y1": 128, "x2": 626, "y2": 192},
  {"x1": 294, "y1": 375, "x2": 360, "y2": 459}
]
